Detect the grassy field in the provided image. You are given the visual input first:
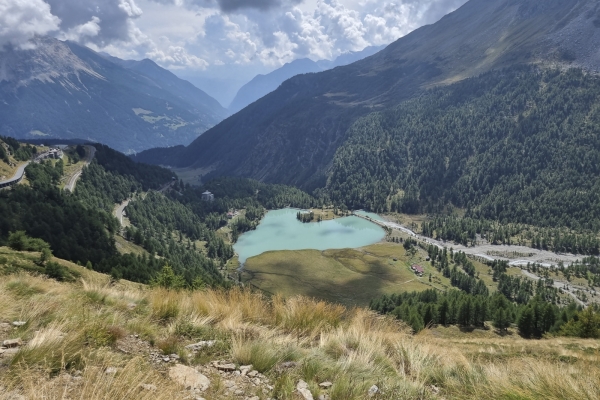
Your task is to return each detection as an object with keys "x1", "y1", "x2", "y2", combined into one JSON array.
[
  {"x1": 243, "y1": 243, "x2": 451, "y2": 307},
  {"x1": 114, "y1": 235, "x2": 149, "y2": 257},
  {"x1": 242, "y1": 242, "x2": 533, "y2": 307},
  {"x1": 1, "y1": 247, "x2": 599, "y2": 399},
  {"x1": 170, "y1": 166, "x2": 215, "y2": 186}
]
